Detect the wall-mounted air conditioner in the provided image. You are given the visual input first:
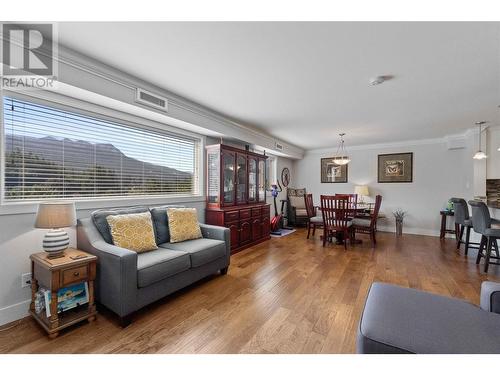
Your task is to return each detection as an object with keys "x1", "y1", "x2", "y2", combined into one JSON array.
[{"x1": 445, "y1": 135, "x2": 466, "y2": 150}]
